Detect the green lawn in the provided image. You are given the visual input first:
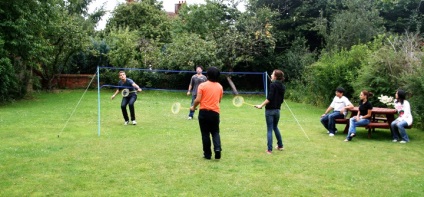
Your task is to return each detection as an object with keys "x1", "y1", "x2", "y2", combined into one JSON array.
[{"x1": 1, "y1": 90, "x2": 423, "y2": 196}]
